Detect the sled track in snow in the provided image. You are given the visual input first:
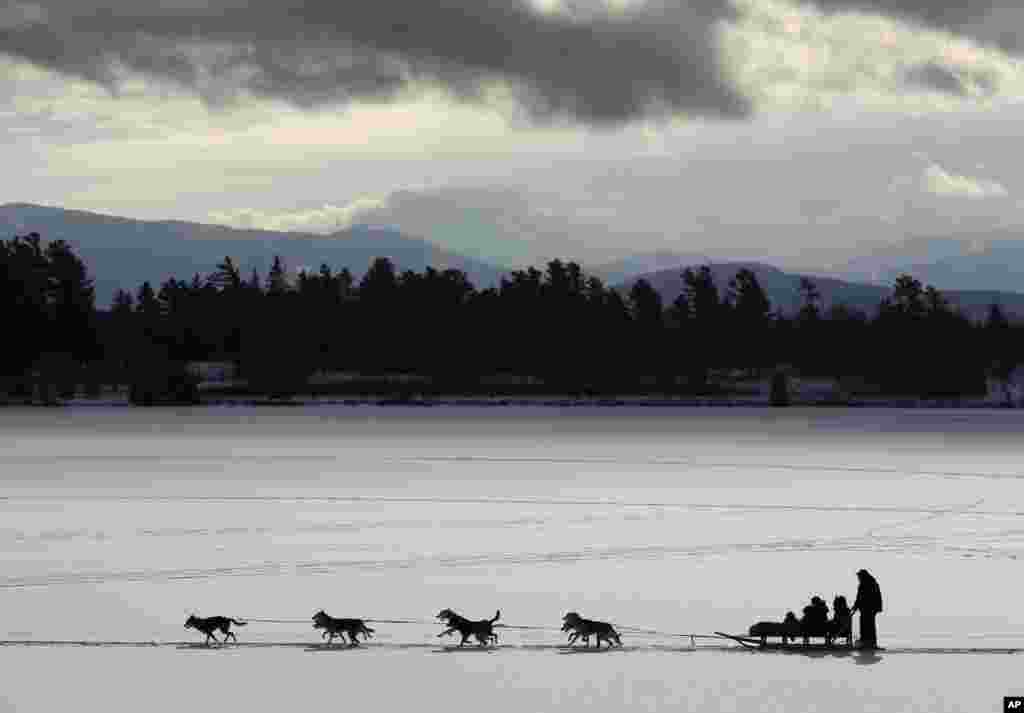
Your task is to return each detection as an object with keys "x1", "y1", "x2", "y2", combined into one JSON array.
[
  {"x1": 2, "y1": 493, "x2": 1023, "y2": 518},
  {"x1": 0, "y1": 640, "x2": 1019, "y2": 656},
  {"x1": 3, "y1": 453, "x2": 1024, "y2": 481}
]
